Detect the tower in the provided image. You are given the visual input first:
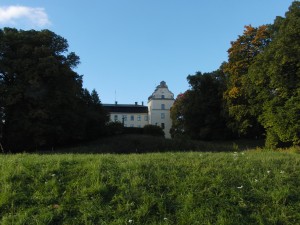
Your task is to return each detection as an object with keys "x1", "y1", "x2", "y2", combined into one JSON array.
[{"x1": 148, "y1": 81, "x2": 175, "y2": 138}]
